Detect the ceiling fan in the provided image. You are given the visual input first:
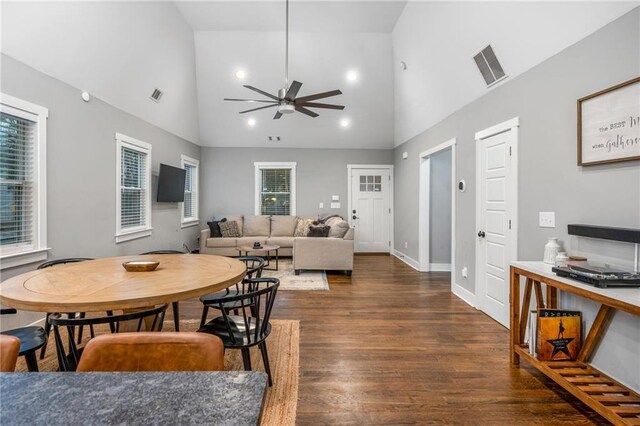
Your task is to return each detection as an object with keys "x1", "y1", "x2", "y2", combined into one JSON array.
[{"x1": 224, "y1": 0, "x2": 345, "y2": 119}]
